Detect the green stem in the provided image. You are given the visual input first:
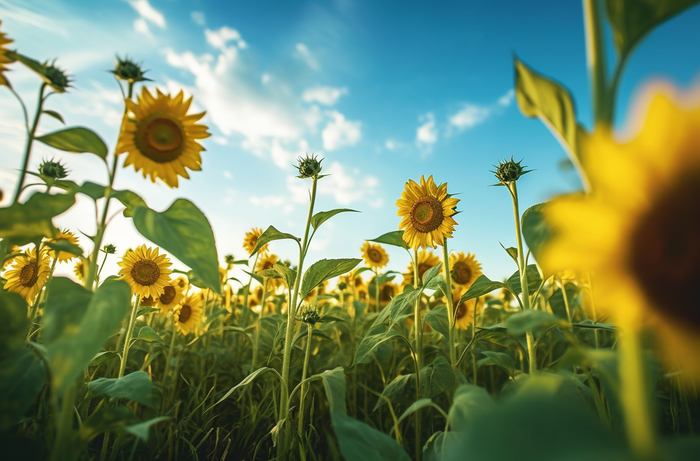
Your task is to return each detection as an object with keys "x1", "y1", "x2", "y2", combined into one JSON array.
[
  {"x1": 50, "y1": 383, "x2": 77, "y2": 461},
  {"x1": 27, "y1": 255, "x2": 58, "y2": 340},
  {"x1": 583, "y1": 0, "x2": 611, "y2": 126},
  {"x1": 118, "y1": 295, "x2": 141, "y2": 378},
  {"x1": 13, "y1": 83, "x2": 47, "y2": 204},
  {"x1": 297, "y1": 323, "x2": 313, "y2": 436},
  {"x1": 252, "y1": 278, "x2": 268, "y2": 369},
  {"x1": 95, "y1": 249, "x2": 110, "y2": 285},
  {"x1": 412, "y1": 248, "x2": 423, "y2": 461},
  {"x1": 163, "y1": 315, "x2": 178, "y2": 387},
  {"x1": 374, "y1": 269, "x2": 380, "y2": 312},
  {"x1": 243, "y1": 253, "x2": 260, "y2": 310},
  {"x1": 441, "y1": 243, "x2": 456, "y2": 367}
]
